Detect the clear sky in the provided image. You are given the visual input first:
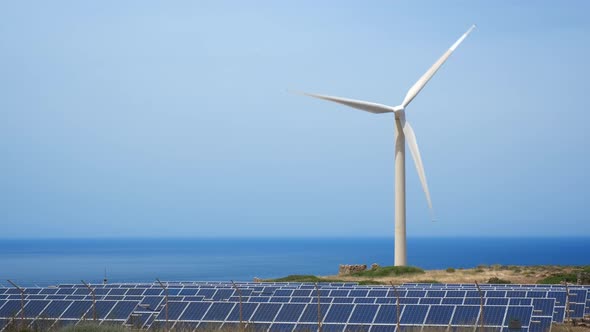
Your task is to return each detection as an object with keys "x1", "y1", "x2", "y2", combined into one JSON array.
[{"x1": 1, "y1": 1, "x2": 589, "y2": 238}]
